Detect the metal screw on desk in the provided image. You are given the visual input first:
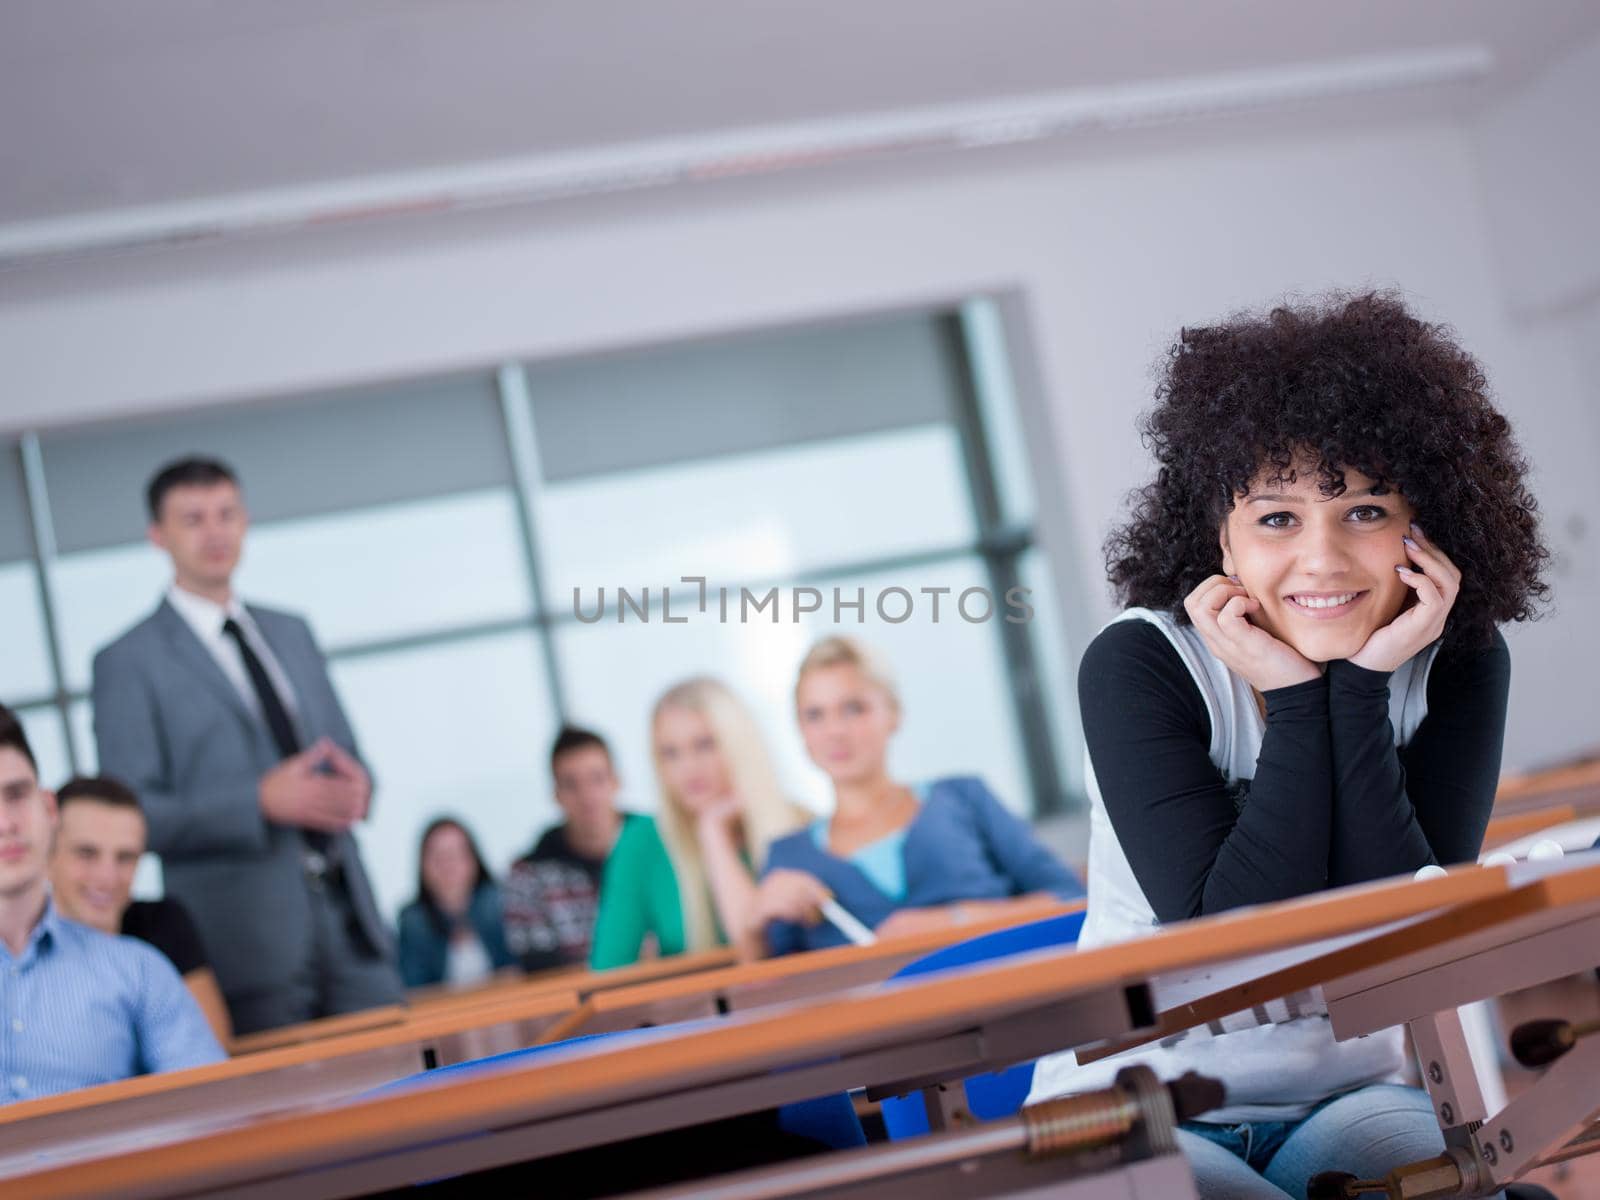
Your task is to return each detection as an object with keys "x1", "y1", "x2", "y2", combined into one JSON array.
[
  {"x1": 1428, "y1": 1061, "x2": 1443, "y2": 1084},
  {"x1": 1440, "y1": 1103, "x2": 1454, "y2": 1125},
  {"x1": 1499, "y1": 1131, "x2": 1514, "y2": 1153},
  {"x1": 1482, "y1": 1144, "x2": 1498, "y2": 1166}
]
